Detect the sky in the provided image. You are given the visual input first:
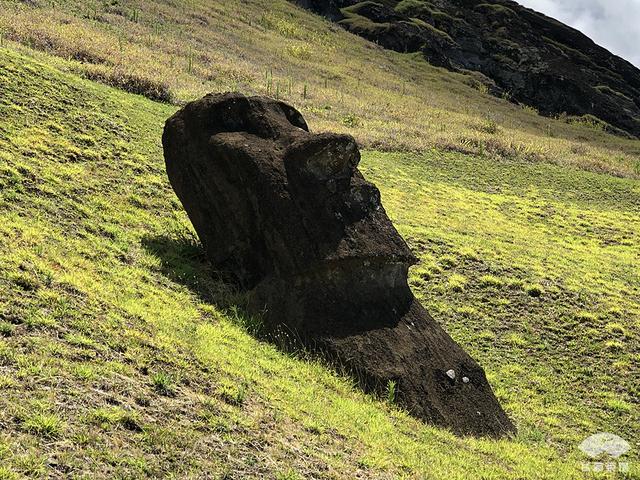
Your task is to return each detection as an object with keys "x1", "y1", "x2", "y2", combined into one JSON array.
[{"x1": 516, "y1": 0, "x2": 640, "y2": 67}]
